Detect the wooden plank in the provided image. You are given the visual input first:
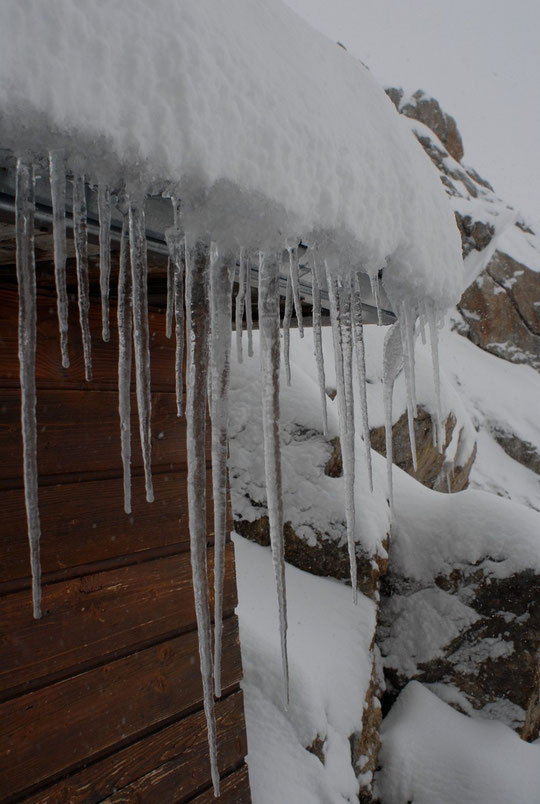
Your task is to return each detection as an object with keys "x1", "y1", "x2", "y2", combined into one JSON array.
[
  {"x1": 0, "y1": 388, "x2": 211, "y2": 486},
  {"x1": 0, "y1": 288, "x2": 176, "y2": 390},
  {"x1": 29, "y1": 691, "x2": 247, "y2": 804},
  {"x1": 0, "y1": 470, "x2": 218, "y2": 586},
  {"x1": 0, "y1": 617, "x2": 242, "y2": 801},
  {"x1": 190, "y1": 764, "x2": 251, "y2": 803},
  {"x1": 0, "y1": 543, "x2": 237, "y2": 697}
]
